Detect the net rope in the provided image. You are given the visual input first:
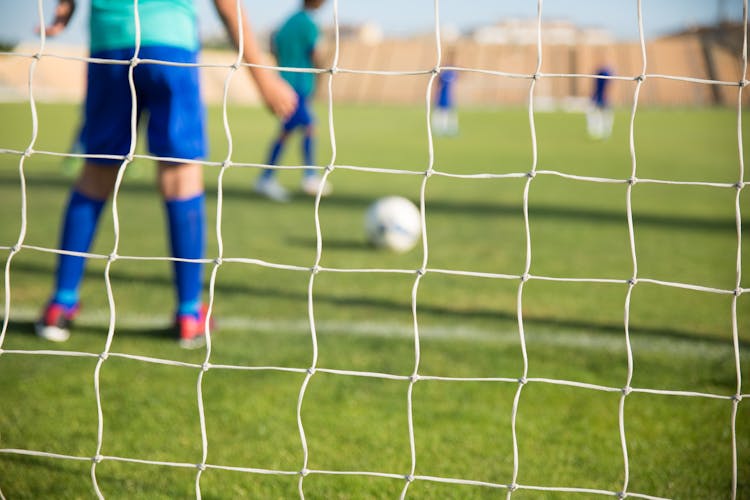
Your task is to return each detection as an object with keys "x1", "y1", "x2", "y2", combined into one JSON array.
[{"x1": 0, "y1": 0, "x2": 747, "y2": 498}]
